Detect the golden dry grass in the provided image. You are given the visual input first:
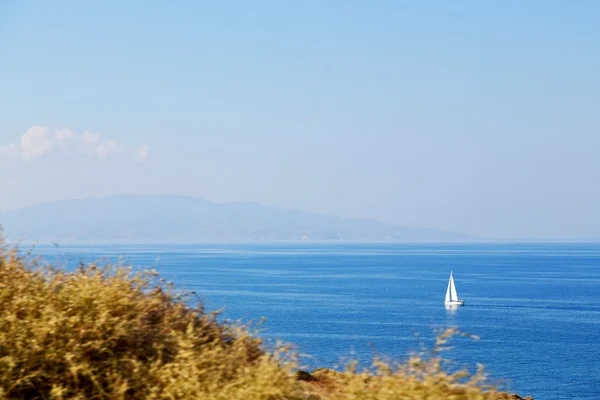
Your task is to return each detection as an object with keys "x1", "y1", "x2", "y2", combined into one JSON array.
[{"x1": 0, "y1": 238, "x2": 515, "y2": 399}]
